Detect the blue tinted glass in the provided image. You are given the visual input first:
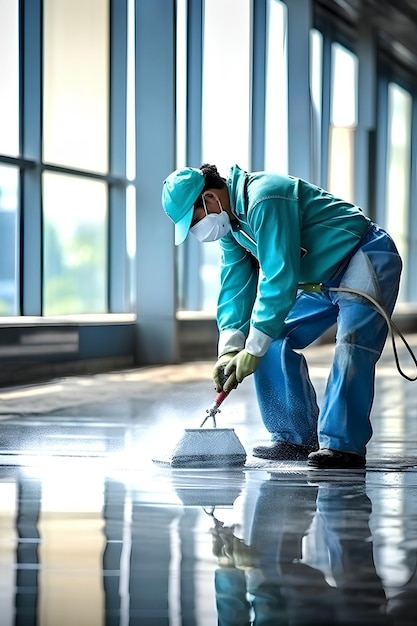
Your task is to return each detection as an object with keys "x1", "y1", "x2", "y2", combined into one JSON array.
[
  {"x1": 0, "y1": 0, "x2": 19, "y2": 156},
  {"x1": 43, "y1": 173, "x2": 108, "y2": 315},
  {"x1": 0, "y1": 166, "x2": 19, "y2": 315}
]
